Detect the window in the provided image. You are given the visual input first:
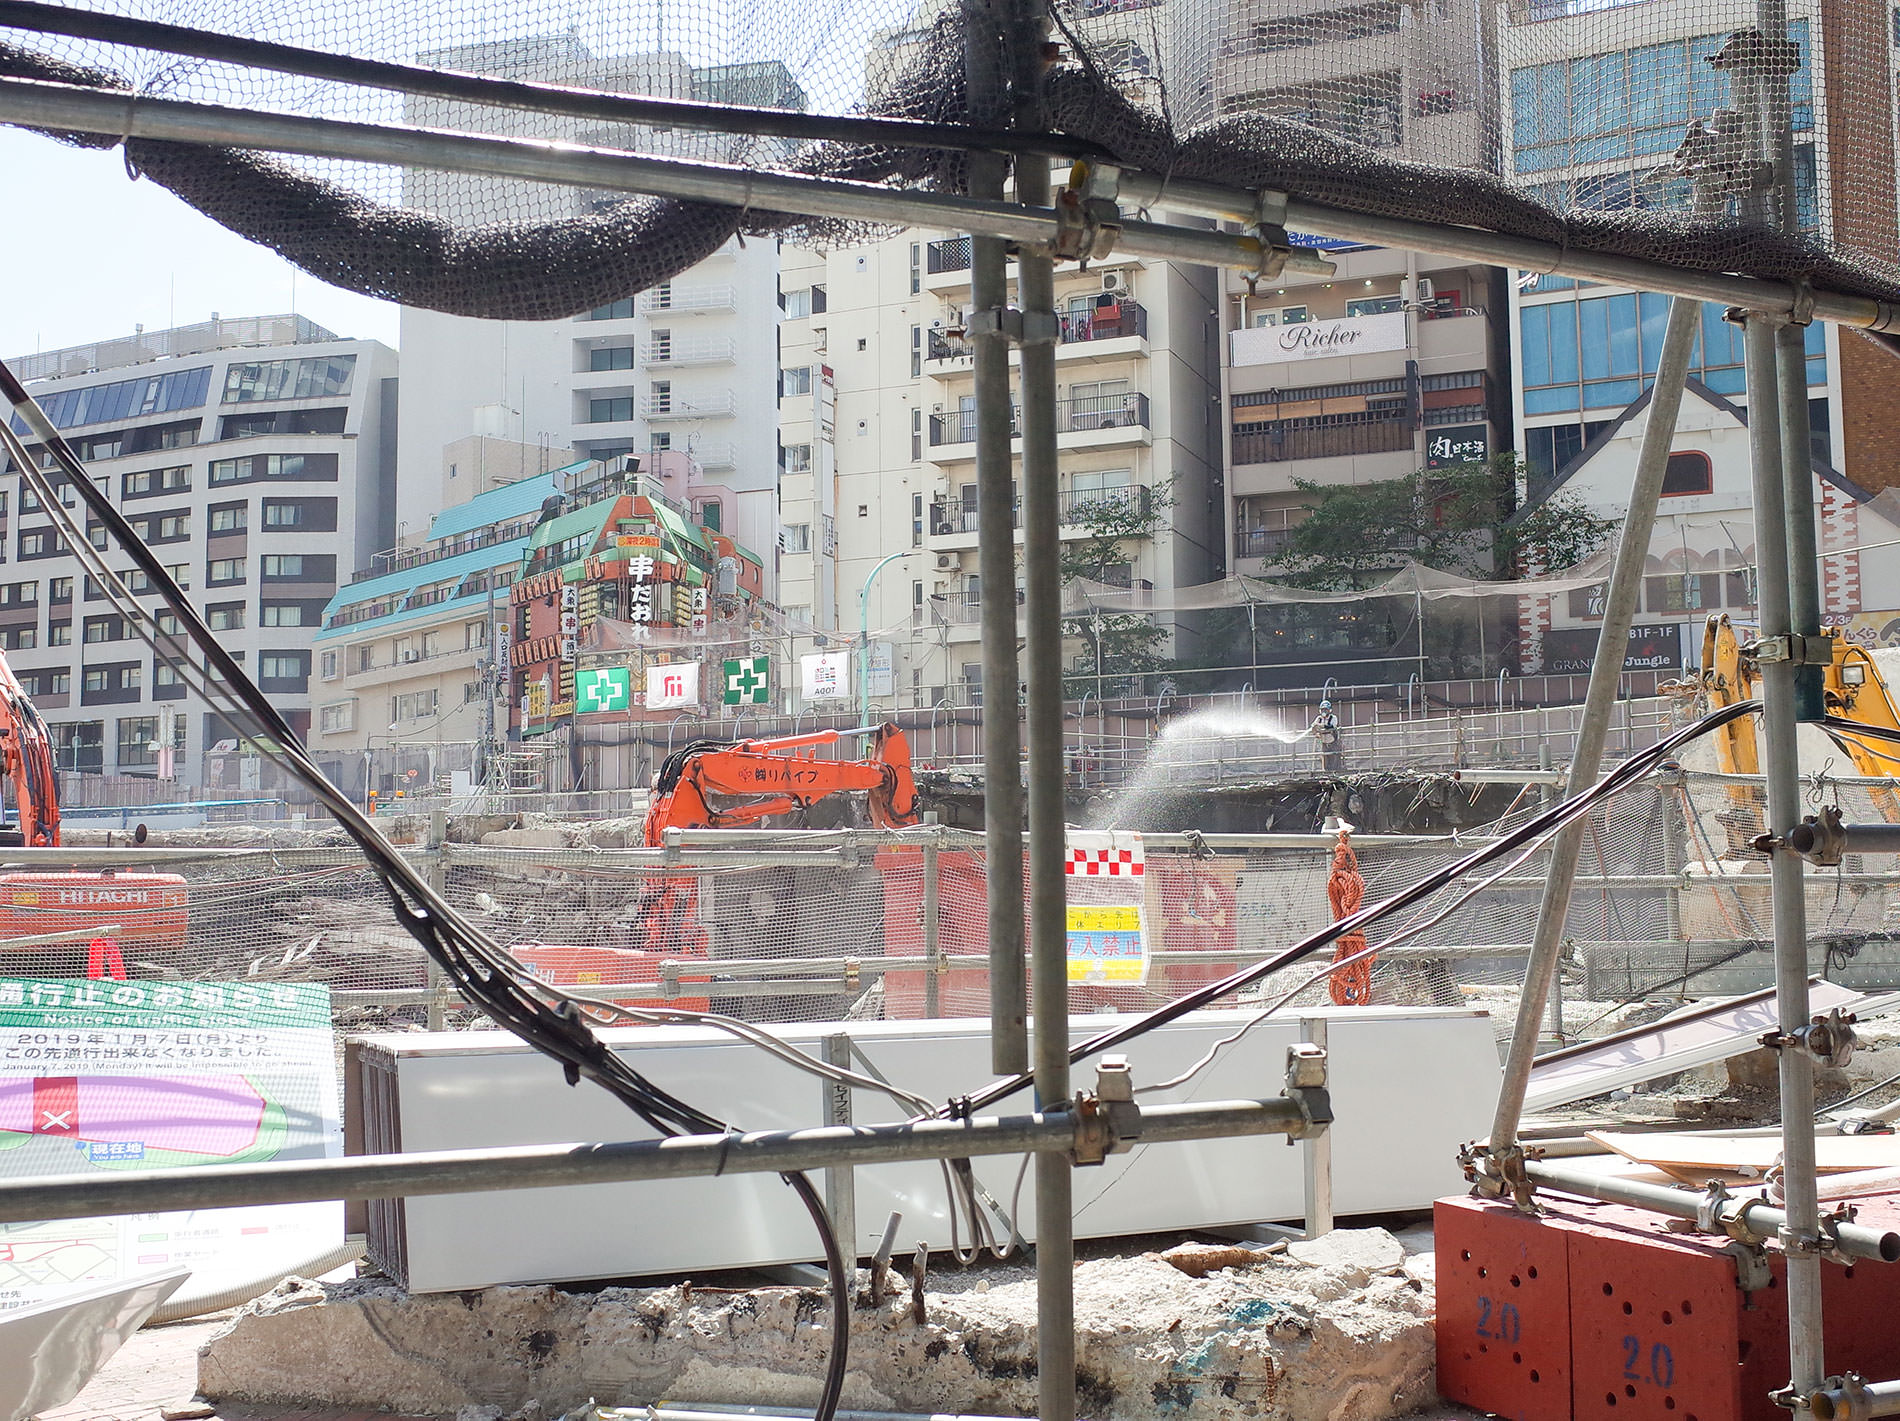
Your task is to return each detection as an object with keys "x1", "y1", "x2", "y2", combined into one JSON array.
[
  {"x1": 912, "y1": 492, "x2": 923, "y2": 547},
  {"x1": 164, "y1": 563, "x2": 190, "y2": 590},
  {"x1": 911, "y1": 325, "x2": 922, "y2": 378},
  {"x1": 781, "y1": 523, "x2": 811, "y2": 553},
  {"x1": 781, "y1": 366, "x2": 812, "y2": 397},
  {"x1": 123, "y1": 469, "x2": 154, "y2": 497},
  {"x1": 351, "y1": 644, "x2": 374, "y2": 673},
  {"x1": 390, "y1": 688, "x2": 439, "y2": 721},
  {"x1": 154, "y1": 611, "x2": 182, "y2": 635},
  {"x1": 465, "y1": 620, "x2": 487, "y2": 650},
  {"x1": 463, "y1": 679, "x2": 483, "y2": 704},
  {"x1": 782, "y1": 288, "x2": 813, "y2": 319},
  {"x1": 31, "y1": 366, "x2": 209, "y2": 432},
  {"x1": 221, "y1": 355, "x2": 356, "y2": 403},
  {"x1": 318, "y1": 700, "x2": 356, "y2": 734},
  {"x1": 1661, "y1": 450, "x2": 1713, "y2": 495},
  {"x1": 18, "y1": 530, "x2": 61, "y2": 559},
  {"x1": 698, "y1": 500, "x2": 721, "y2": 532},
  {"x1": 155, "y1": 512, "x2": 190, "y2": 542},
  {"x1": 263, "y1": 553, "x2": 334, "y2": 581},
  {"x1": 587, "y1": 297, "x2": 635, "y2": 320},
  {"x1": 207, "y1": 452, "x2": 339, "y2": 485},
  {"x1": 649, "y1": 380, "x2": 672, "y2": 414},
  {"x1": 590, "y1": 345, "x2": 636, "y2": 371},
  {"x1": 80, "y1": 663, "x2": 140, "y2": 704},
  {"x1": 1645, "y1": 573, "x2": 1708, "y2": 614},
  {"x1": 0, "y1": 581, "x2": 36, "y2": 607},
  {"x1": 262, "y1": 497, "x2": 337, "y2": 531},
  {"x1": 1345, "y1": 294, "x2": 1404, "y2": 316},
  {"x1": 49, "y1": 577, "x2": 72, "y2": 604},
  {"x1": 49, "y1": 621, "x2": 71, "y2": 645},
  {"x1": 782, "y1": 444, "x2": 812, "y2": 474},
  {"x1": 206, "y1": 602, "x2": 246, "y2": 631},
  {"x1": 321, "y1": 649, "x2": 339, "y2": 679},
  {"x1": 261, "y1": 602, "x2": 314, "y2": 627},
  {"x1": 207, "y1": 557, "x2": 246, "y2": 585},
  {"x1": 83, "y1": 615, "x2": 127, "y2": 644},
  {"x1": 209, "y1": 502, "x2": 246, "y2": 533},
  {"x1": 912, "y1": 408, "x2": 923, "y2": 461},
  {"x1": 0, "y1": 627, "x2": 35, "y2": 651},
  {"x1": 589, "y1": 397, "x2": 635, "y2": 423},
  {"x1": 117, "y1": 717, "x2": 158, "y2": 768},
  {"x1": 259, "y1": 652, "x2": 310, "y2": 687},
  {"x1": 909, "y1": 241, "x2": 922, "y2": 295}
]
